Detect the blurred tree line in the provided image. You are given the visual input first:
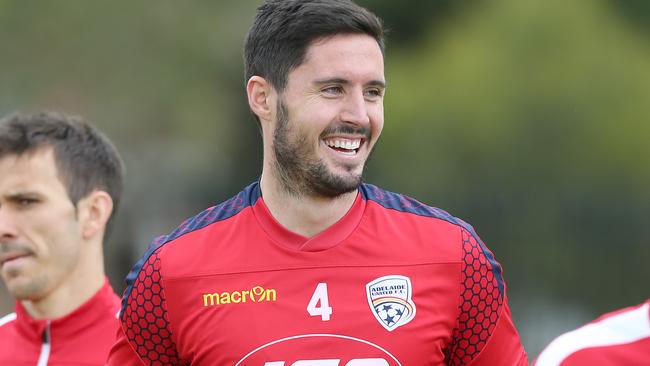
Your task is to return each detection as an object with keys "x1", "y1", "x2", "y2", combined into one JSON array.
[{"x1": 0, "y1": 0, "x2": 648, "y2": 357}]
